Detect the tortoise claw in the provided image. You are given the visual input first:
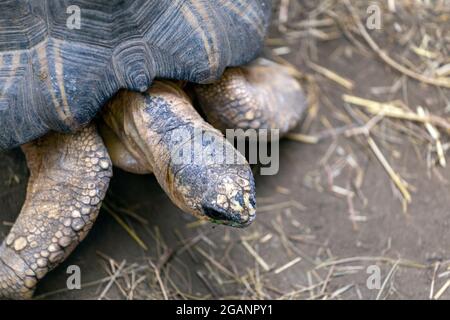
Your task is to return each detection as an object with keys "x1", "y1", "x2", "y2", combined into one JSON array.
[{"x1": 0, "y1": 245, "x2": 34, "y2": 299}]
